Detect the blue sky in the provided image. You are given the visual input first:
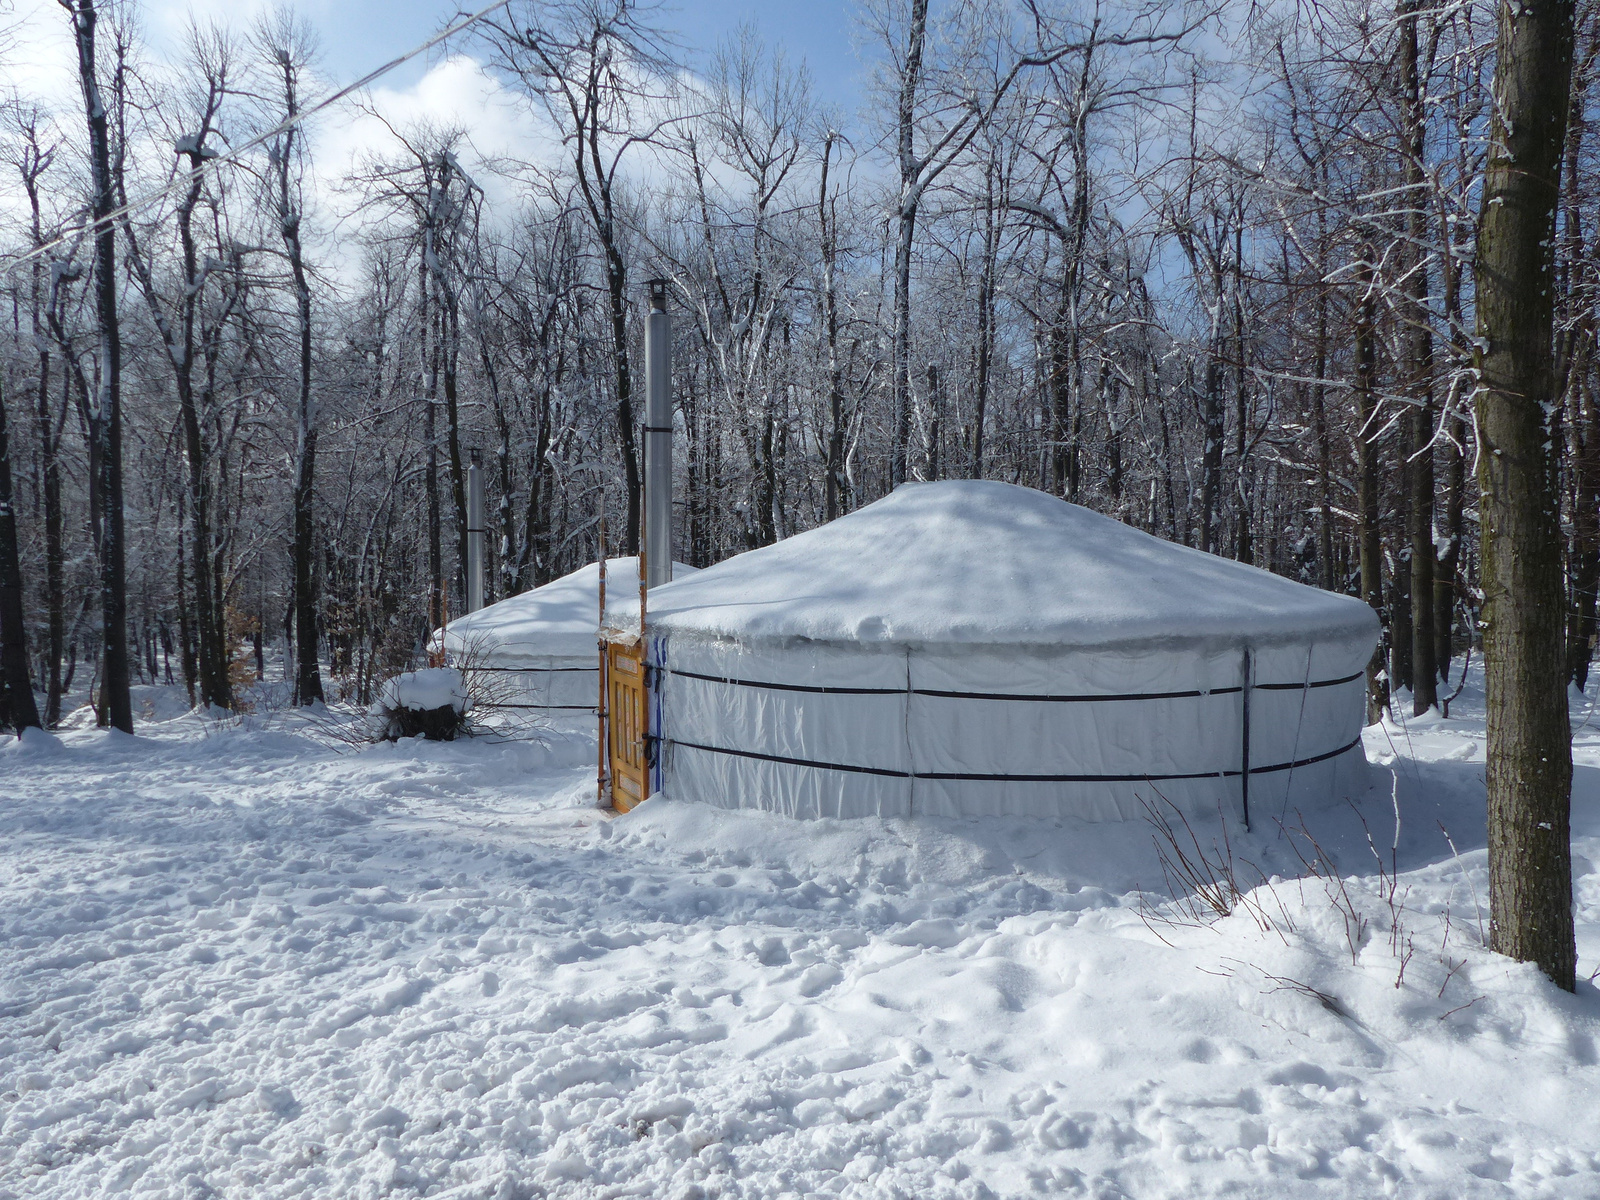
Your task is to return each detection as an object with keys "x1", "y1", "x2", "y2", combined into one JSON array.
[
  {"x1": 1, "y1": 0, "x2": 878, "y2": 256},
  {"x1": 302, "y1": 0, "x2": 868, "y2": 111}
]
